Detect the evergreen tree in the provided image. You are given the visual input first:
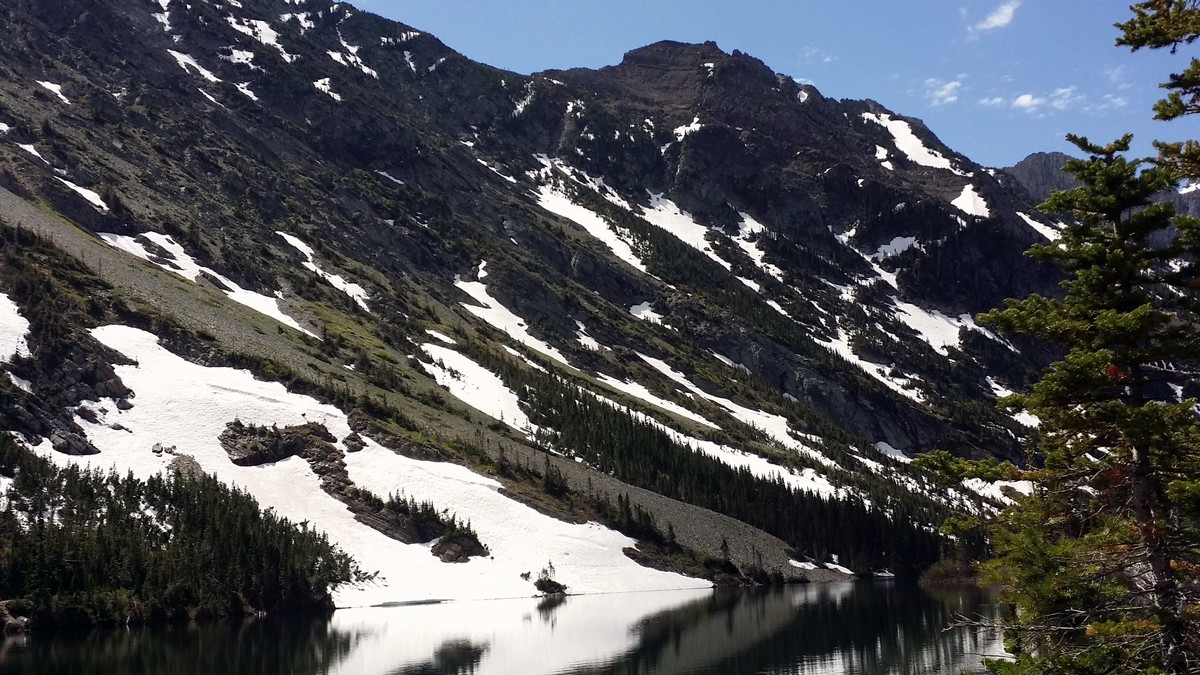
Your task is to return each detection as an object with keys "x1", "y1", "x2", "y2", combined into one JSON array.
[
  {"x1": 1118, "y1": 0, "x2": 1200, "y2": 177},
  {"x1": 975, "y1": 136, "x2": 1200, "y2": 672},
  {"x1": 936, "y1": 6, "x2": 1200, "y2": 672}
]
